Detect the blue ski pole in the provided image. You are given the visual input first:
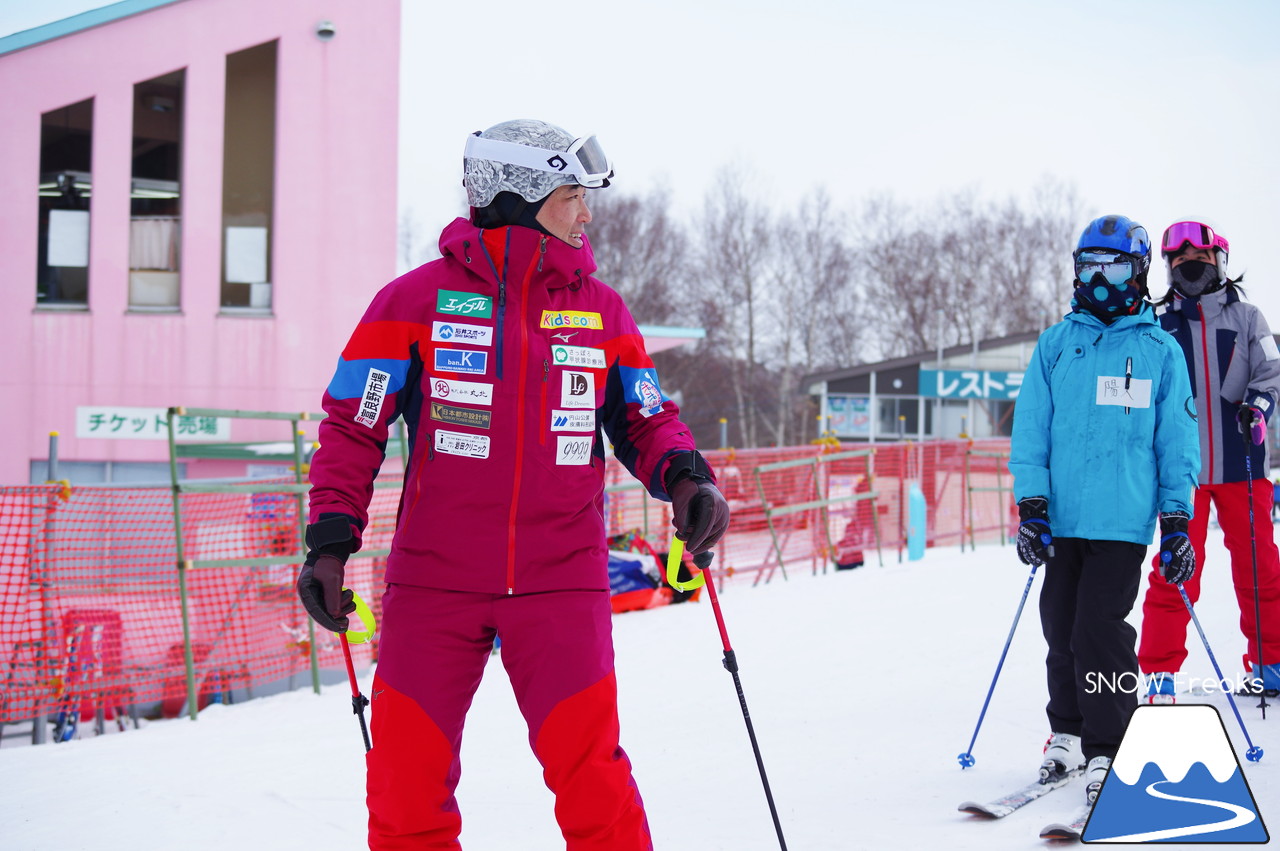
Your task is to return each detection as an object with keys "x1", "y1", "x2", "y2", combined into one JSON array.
[
  {"x1": 958, "y1": 556, "x2": 1044, "y2": 768},
  {"x1": 1179, "y1": 584, "x2": 1264, "y2": 763}
]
